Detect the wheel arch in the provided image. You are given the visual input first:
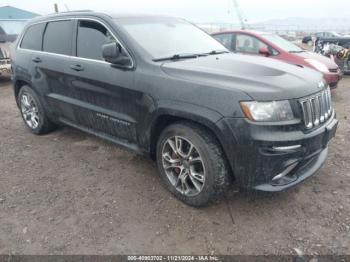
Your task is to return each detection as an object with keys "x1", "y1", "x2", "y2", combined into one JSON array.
[
  {"x1": 147, "y1": 102, "x2": 235, "y2": 178},
  {"x1": 13, "y1": 79, "x2": 57, "y2": 124},
  {"x1": 14, "y1": 80, "x2": 31, "y2": 105}
]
